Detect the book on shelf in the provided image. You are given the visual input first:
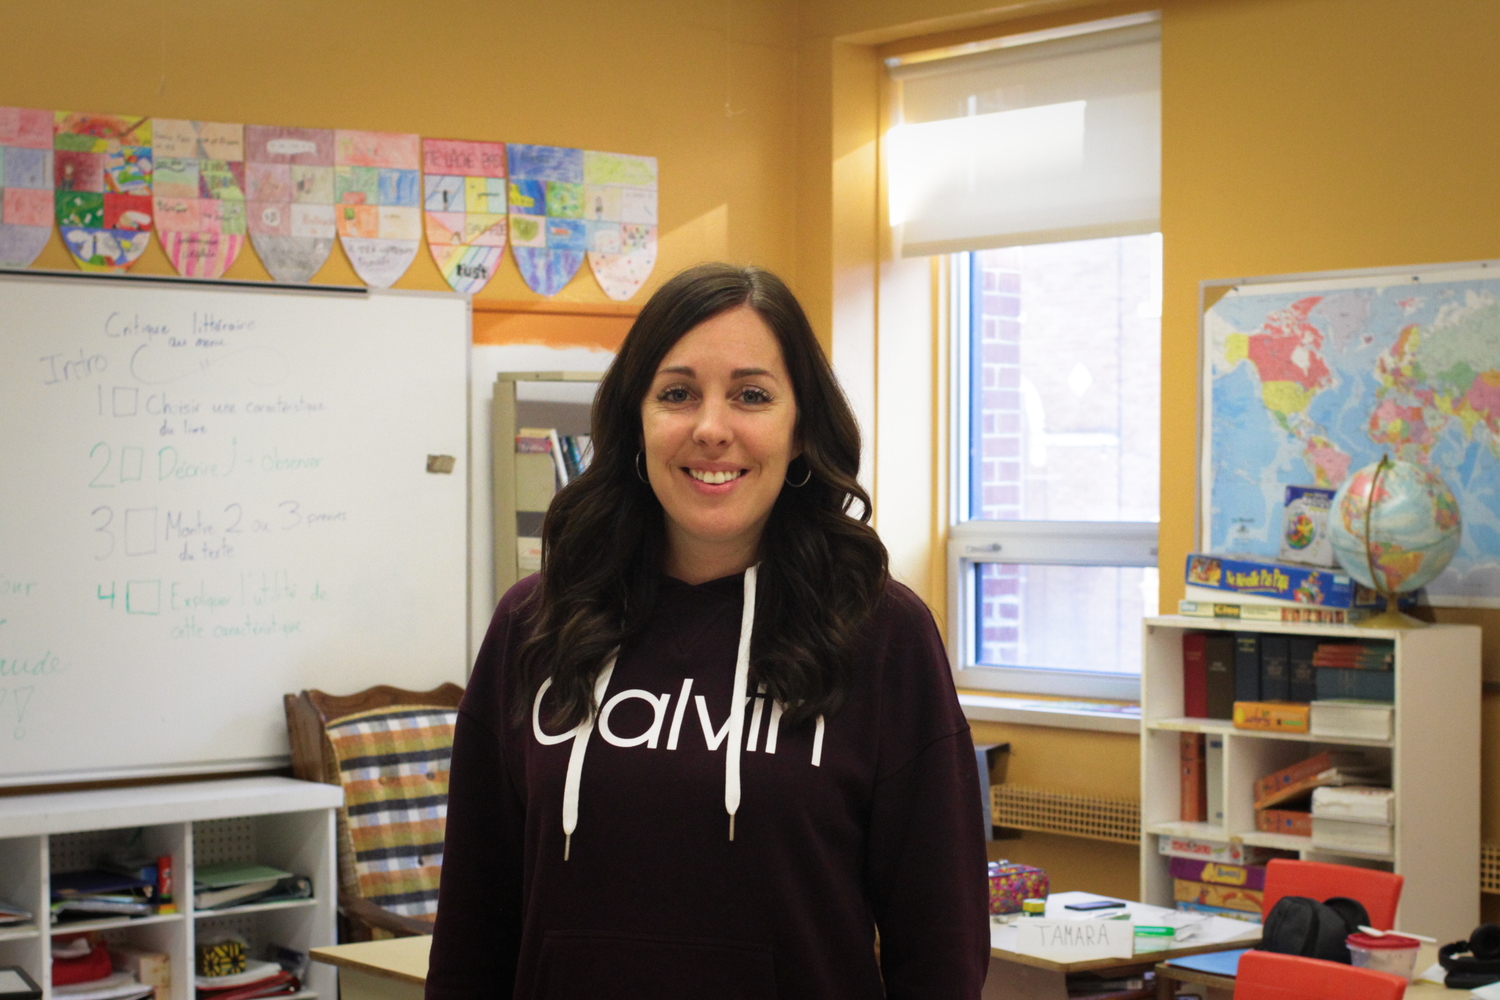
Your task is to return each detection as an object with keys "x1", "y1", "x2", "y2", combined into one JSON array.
[
  {"x1": 1175, "y1": 900, "x2": 1263, "y2": 923},
  {"x1": 1278, "y1": 485, "x2": 1337, "y2": 567},
  {"x1": 1182, "y1": 633, "x2": 1208, "y2": 718},
  {"x1": 1180, "y1": 733, "x2": 1206, "y2": 823},
  {"x1": 1178, "y1": 598, "x2": 1375, "y2": 624},
  {"x1": 1204, "y1": 633, "x2": 1235, "y2": 720},
  {"x1": 1315, "y1": 667, "x2": 1394, "y2": 702},
  {"x1": 1253, "y1": 751, "x2": 1382, "y2": 810},
  {"x1": 516, "y1": 427, "x2": 570, "y2": 489},
  {"x1": 1233, "y1": 633, "x2": 1261, "y2": 704},
  {"x1": 1184, "y1": 553, "x2": 1388, "y2": 609},
  {"x1": 192, "y1": 862, "x2": 299, "y2": 910},
  {"x1": 1311, "y1": 818, "x2": 1394, "y2": 855},
  {"x1": 1309, "y1": 700, "x2": 1394, "y2": 741},
  {"x1": 51, "y1": 896, "x2": 154, "y2": 918},
  {"x1": 0, "y1": 898, "x2": 31, "y2": 924},
  {"x1": 1288, "y1": 637, "x2": 1318, "y2": 702},
  {"x1": 1205, "y1": 734, "x2": 1225, "y2": 826},
  {"x1": 1157, "y1": 835, "x2": 1279, "y2": 866},
  {"x1": 1232, "y1": 701, "x2": 1310, "y2": 734},
  {"x1": 1259, "y1": 635, "x2": 1290, "y2": 700},
  {"x1": 1312, "y1": 641, "x2": 1394, "y2": 670},
  {"x1": 51, "y1": 870, "x2": 154, "y2": 900},
  {"x1": 1255, "y1": 808, "x2": 1312, "y2": 837},
  {"x1": 1311, "y1": 785, "x2": 1394, "y2": 825},
  {"x1": 1172, "y1": 877, "x2": 1263, "y2": 914},
  {"x1": 1168, "y1": 857, "x2": 1267, "y2": 890}
]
